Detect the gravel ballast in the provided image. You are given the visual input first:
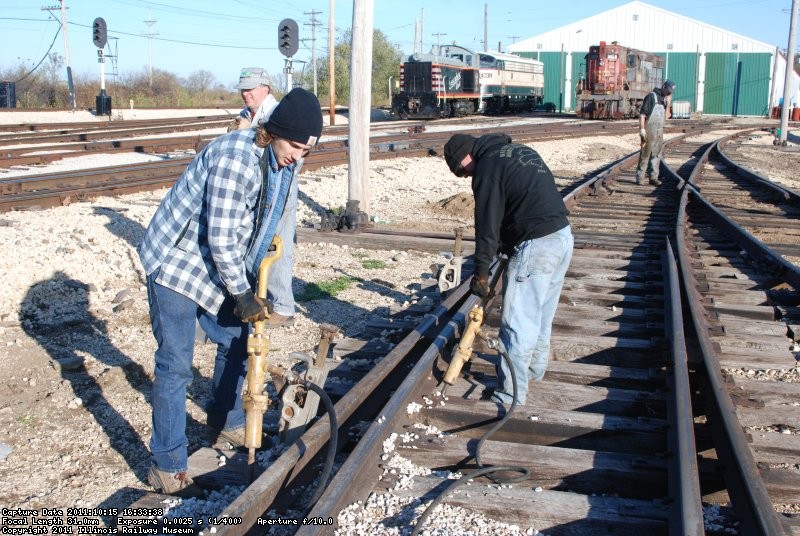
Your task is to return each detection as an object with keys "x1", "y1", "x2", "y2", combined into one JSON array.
[{"x1": 1, "y1": 112, "x2": 797, "y2": 533}]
